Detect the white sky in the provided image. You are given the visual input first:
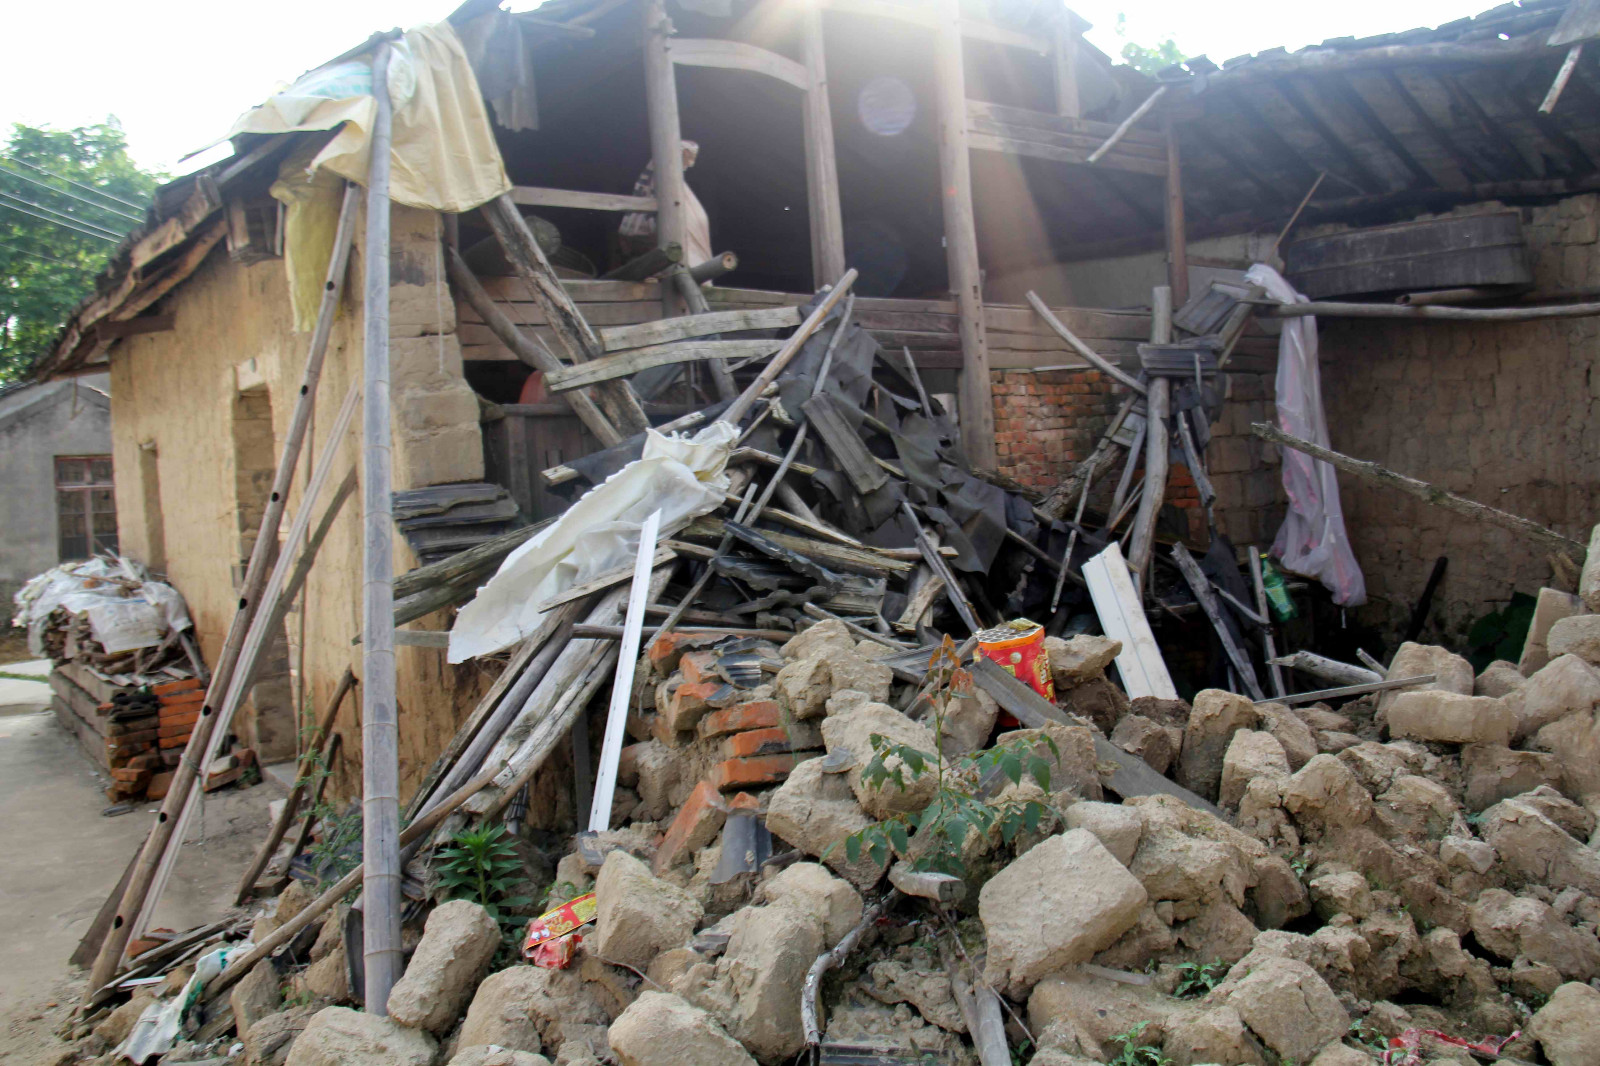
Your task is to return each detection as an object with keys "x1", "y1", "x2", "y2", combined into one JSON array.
[{"x1": 1, "y1": 0, "x2": 1503, "y2": 176}]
